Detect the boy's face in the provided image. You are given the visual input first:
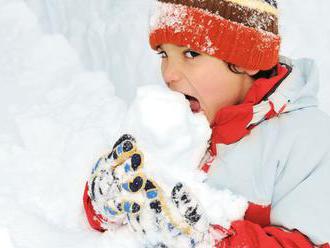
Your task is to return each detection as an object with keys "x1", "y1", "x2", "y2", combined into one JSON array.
[{"x1": 157, "y1": 43, "x2": 255, "y2": 125}]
